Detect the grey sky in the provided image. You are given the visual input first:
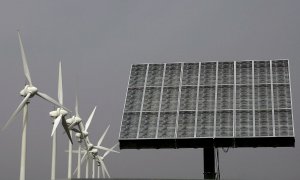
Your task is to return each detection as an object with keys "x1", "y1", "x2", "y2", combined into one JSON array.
[{"x1": 0, "y1": 0, "x2": 299, "y2": 179}]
